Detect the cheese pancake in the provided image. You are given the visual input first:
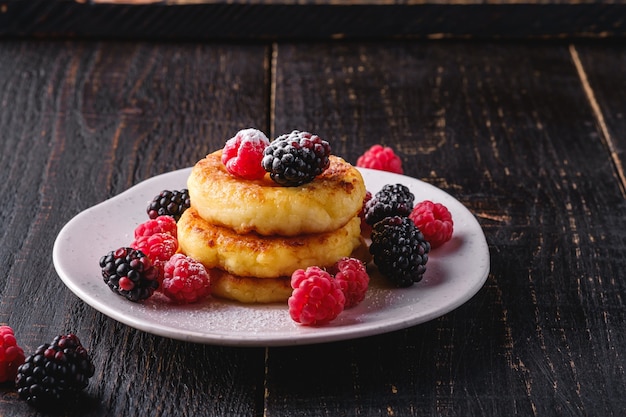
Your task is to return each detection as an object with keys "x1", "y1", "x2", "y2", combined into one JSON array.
[
  {"x1": 177, "y1": 207, "x2": 362, "y2": 279},
  {"x1": 210, "y1": 271, "x2": 291, "y2": 304},
  {"x1": 207, "y1": 237, "x2": 370, "y2": 303},
  {"x1": 187, "y1": 150, "x2": 366, "y2": 236}
]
